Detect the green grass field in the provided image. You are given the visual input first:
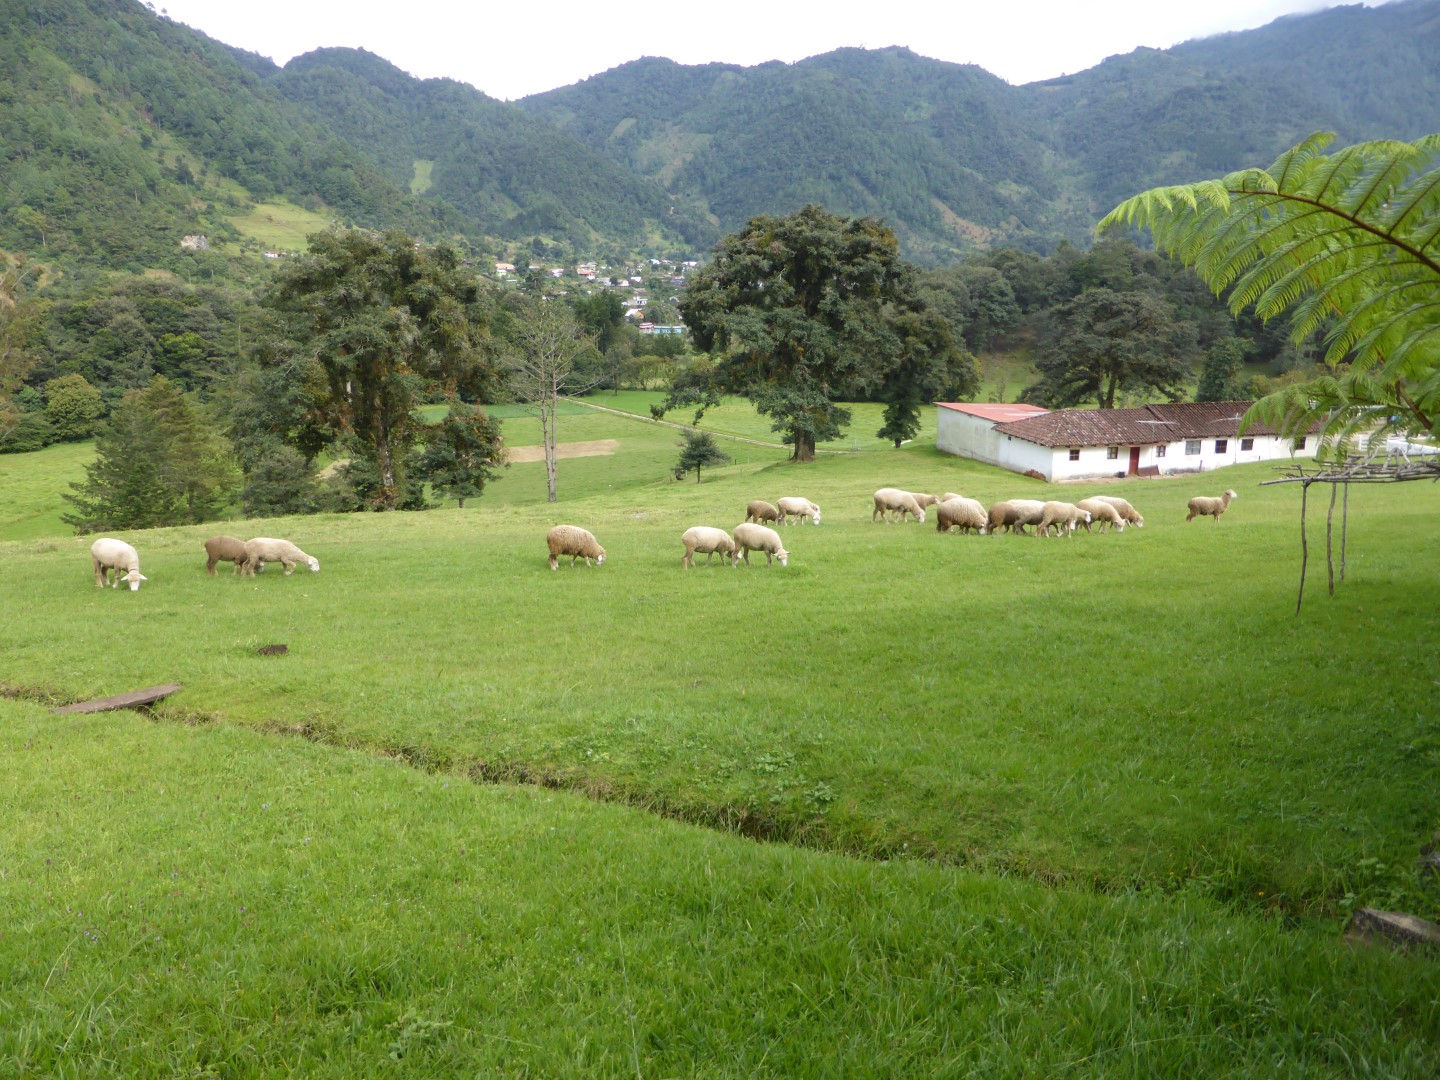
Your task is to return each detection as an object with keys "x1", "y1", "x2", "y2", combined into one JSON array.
[{"x1": 3, "y1": 396, "x2": 1438, "y2": 1075}]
